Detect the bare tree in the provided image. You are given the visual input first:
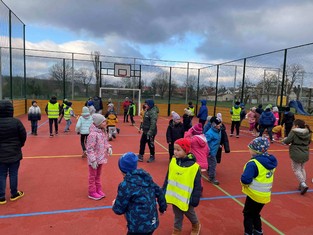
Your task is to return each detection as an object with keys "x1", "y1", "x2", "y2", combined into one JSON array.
[
  {"x1": 91, "y1": 51, "x2": 100, "y2": 95},
  {"x1": 150, "y1": 72, "x2": 169, "y2": 99},
  {"x1": 284, "y1": 64, "x2": 305, "y2": 103},
  {"x1": 75, "y1": 68, "x2": 94, "y2": 97},
  {"x1": 49, "y1": 61, "x2": 72, "y2": 92},
  {"x1": 185, "y1": 75, "x2": 197, "y2": 100}
]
